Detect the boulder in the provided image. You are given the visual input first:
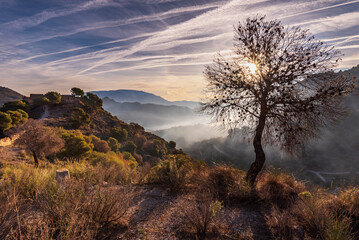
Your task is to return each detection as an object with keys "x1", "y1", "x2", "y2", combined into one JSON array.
[{"x1": 56, "y1": 169, "x2": 70, "y2": 186}]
